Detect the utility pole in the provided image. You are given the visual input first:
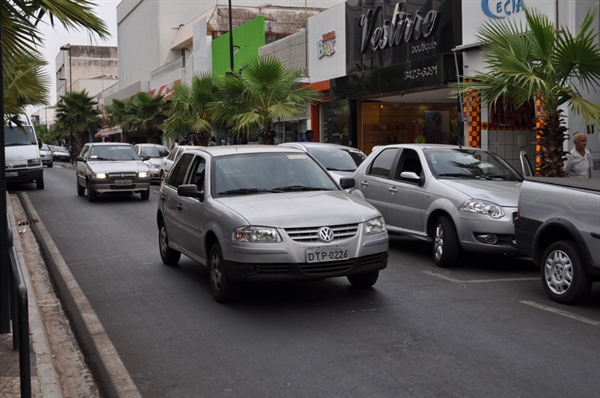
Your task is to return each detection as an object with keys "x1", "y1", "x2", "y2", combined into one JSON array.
[
  {"x1": 60, "y1": 45, "x2": 75, "y2": 164},
  {"x1": 229, "y1": 0, "x2": 234, "y2": 71}
]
